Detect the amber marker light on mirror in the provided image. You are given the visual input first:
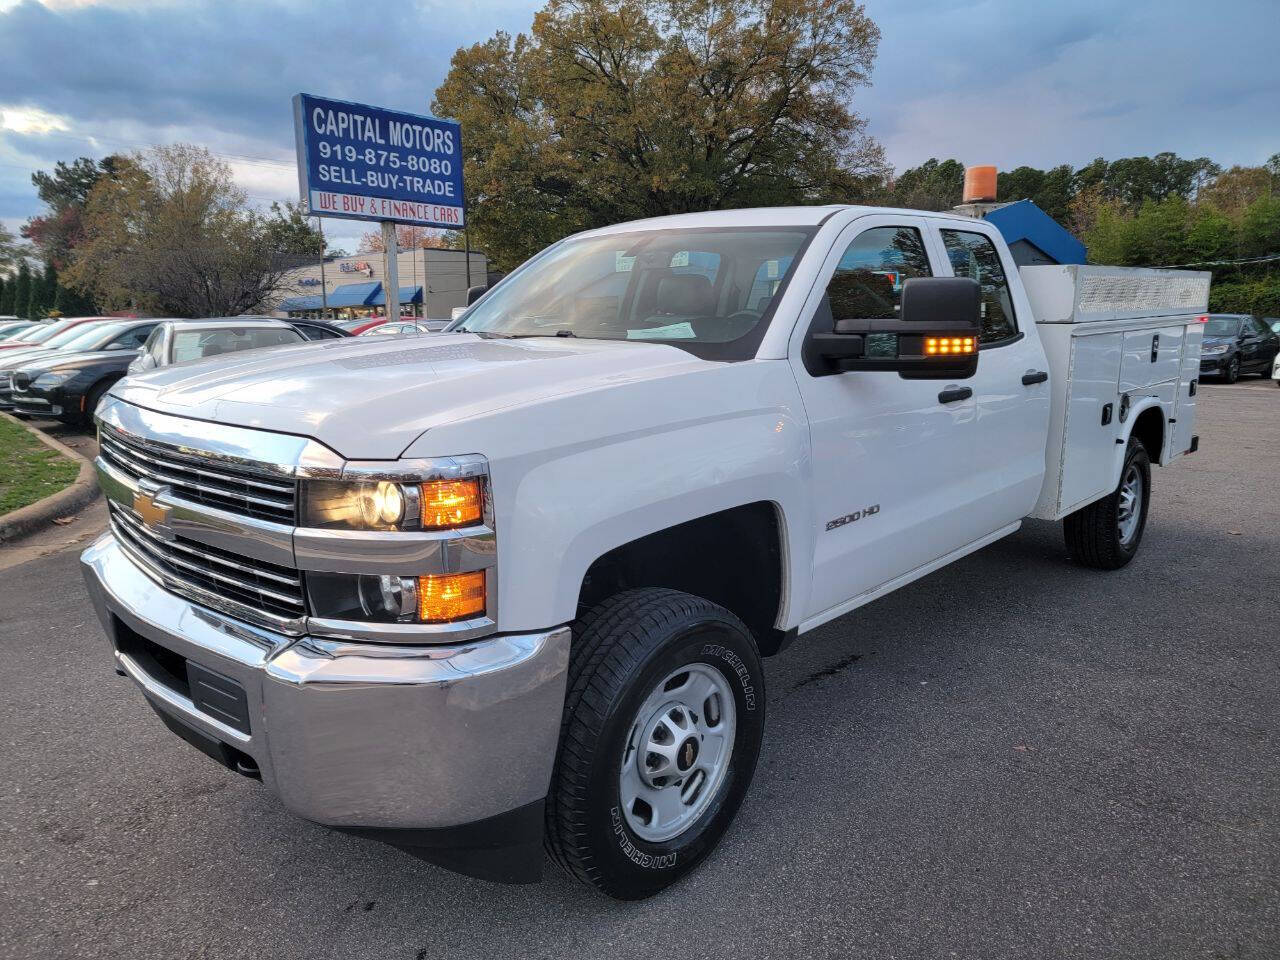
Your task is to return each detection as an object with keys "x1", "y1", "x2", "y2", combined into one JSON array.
[
  {"x1": 419, "y1": 478, "x2": 484, "y2": 529},
  {"x1": 924, "y1": 336, "x2": 976, "y2": 356},
  {"x1": 418, "y1": 571, "x2": 486, "y2": 623}
]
